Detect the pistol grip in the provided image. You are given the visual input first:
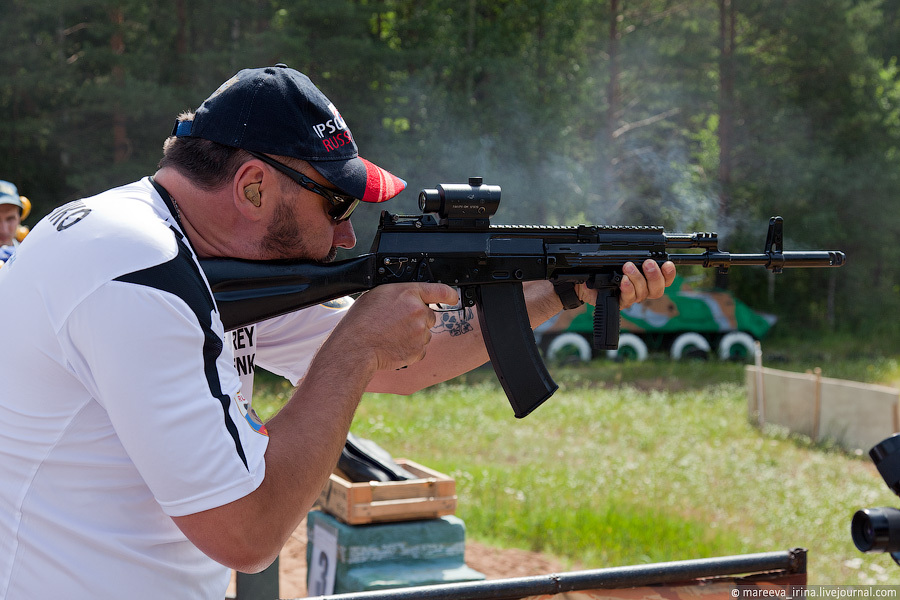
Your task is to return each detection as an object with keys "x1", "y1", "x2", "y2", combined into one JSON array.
[{"x1": 475, "y1": 283, "x2": 558, "y2": 418}]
